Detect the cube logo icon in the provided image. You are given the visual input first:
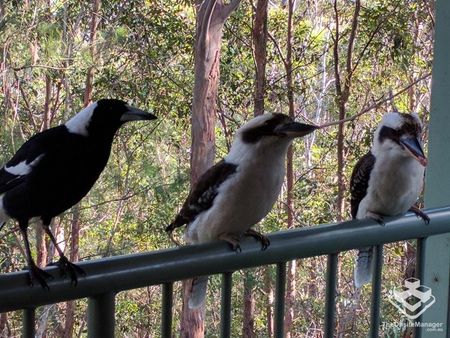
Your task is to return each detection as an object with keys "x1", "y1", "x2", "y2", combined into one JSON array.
[{"x1": 388, "y1": 278, "x2": 436, "y2": 320}]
